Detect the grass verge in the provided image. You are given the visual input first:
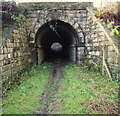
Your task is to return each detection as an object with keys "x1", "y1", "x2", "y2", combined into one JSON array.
[
  {"x1": 2, "y1": 62, "x2": 52, "y2": 114},
  {"x1": 57, "y1": 62, "x2": 118, "y2": 114}
]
